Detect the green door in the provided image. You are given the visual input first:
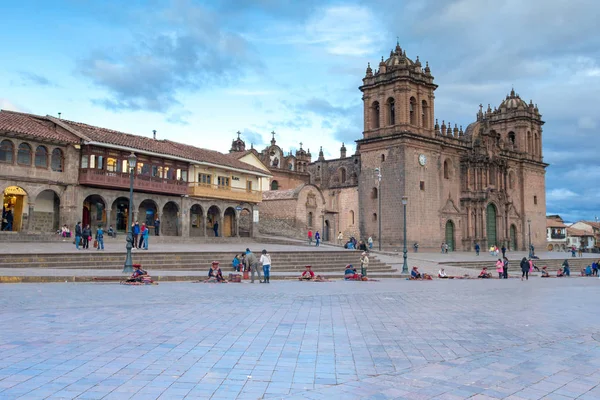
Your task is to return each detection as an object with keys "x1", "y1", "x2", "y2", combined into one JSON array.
[
  {"x1": 510, "y1": 225, "x2": 517, "y2": 250},
  {"x1": 486, "y1": 204, "x2": 497, "y2": 247},
  {"x1": 445, "y1": 220, "x2": 455, "y2": 252}
]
